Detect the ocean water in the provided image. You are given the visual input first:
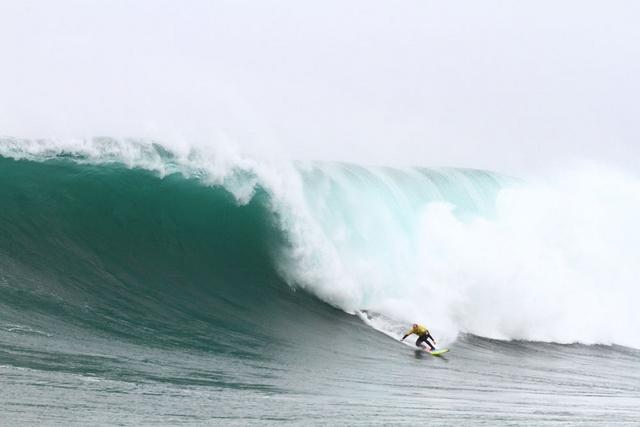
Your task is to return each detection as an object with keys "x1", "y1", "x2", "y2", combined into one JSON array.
[{"x1": 0, "y1": 138, "x2": 639, "y2": 425}]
